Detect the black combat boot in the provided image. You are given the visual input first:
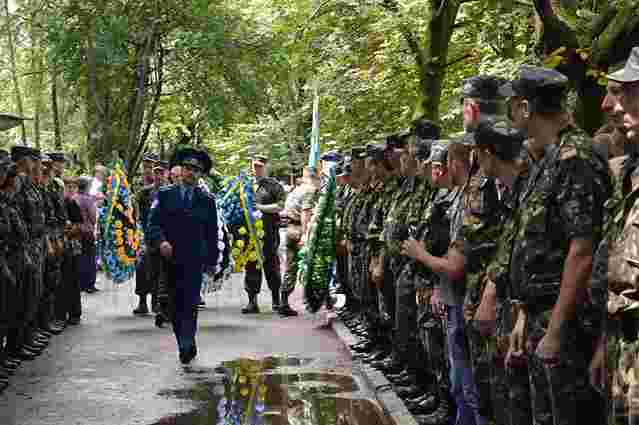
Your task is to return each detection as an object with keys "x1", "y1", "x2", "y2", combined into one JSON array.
[
  {"x1": 279, "y1": 293, "x2": 298, "y2": 317},
  {"x1": 271, "y1": 291, "x2": 281, "y2": 312},
  {"x1": 414, "y1": 387, "x2": 455, "y2": 425},
  {"x1": 133, "y1": 295, "x2": 150, "y2": 315},
  {"x1": 241, "y1": 295, "x2": 260, "y2": 314}
]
